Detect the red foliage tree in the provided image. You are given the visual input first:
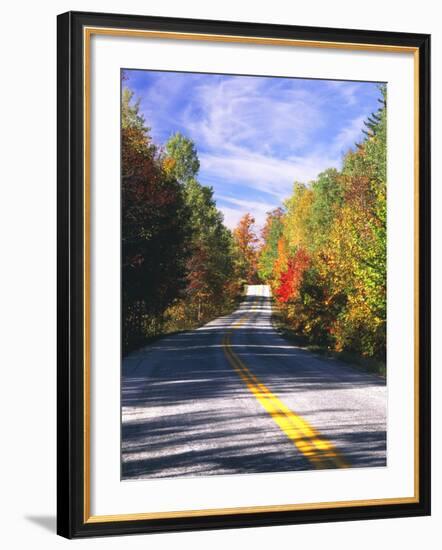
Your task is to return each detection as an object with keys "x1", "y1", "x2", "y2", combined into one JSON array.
[{"x1": 275, "y1": 248, "x2": 310, "y2": 303}]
